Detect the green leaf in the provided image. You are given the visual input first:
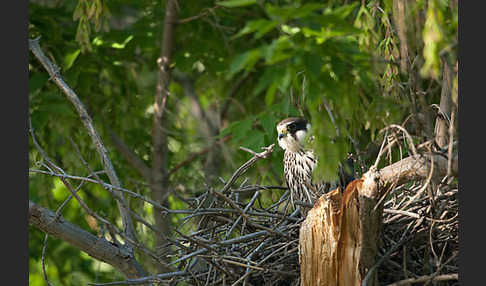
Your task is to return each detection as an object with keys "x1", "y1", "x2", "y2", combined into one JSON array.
[
  {"x1": 421, "y1": 0, "x2": 445, "y2": 79},
  {"x1": 63, "y1": 49, "x2": 81, "y2": 70},
  {"x1": 229, "y1": 49, "x2": 261, "y2": 76},
  {"x1": 220, "y1": 118, "x2": 255, "y2": 142},
  {"x1": 264, "y1": 81, "x2": 279, "y2": 106},
  {"x1": 253, "y1": 67, "x2": 283, "y2": 95},
  {"x1": 265, "y1": 3, "x2": 325, "y2": 22},
  {"x1": 326, "y1": 2, "x2": 359, "y2": 19},
  {"x1": 29, "y1": 74, "x2": 49, "y2": 93},
  {"x1": 259, "y1": 112, "x2": 277, "y2": 141},
  {"x1": 111, "y1": 35, "x2": 134, "y2": 49},
  {"x1": 232, "y1": 19, "x2": 279, "y2": 40},
  {"x1": 278, "y1": 68, "x2": 292, "y2": 92},
  {"x1": 263, "y1": 36, "x2": 294, "y2": 64},
  {"x1": 232, "y1": 118, "x2": 254, "y2": 142},
  {"x1": 242, "y1": 130, "x2": 265, "y2": 151},
  {"x1": 254, "y1": 21, "x2": 279, "y2": 39},
  {"x1": 216, "y1": 0, "x2": 257, "y2": 8},
  {"x1": 303, "y1": 53, "x2": 323, "y2": 77}
]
